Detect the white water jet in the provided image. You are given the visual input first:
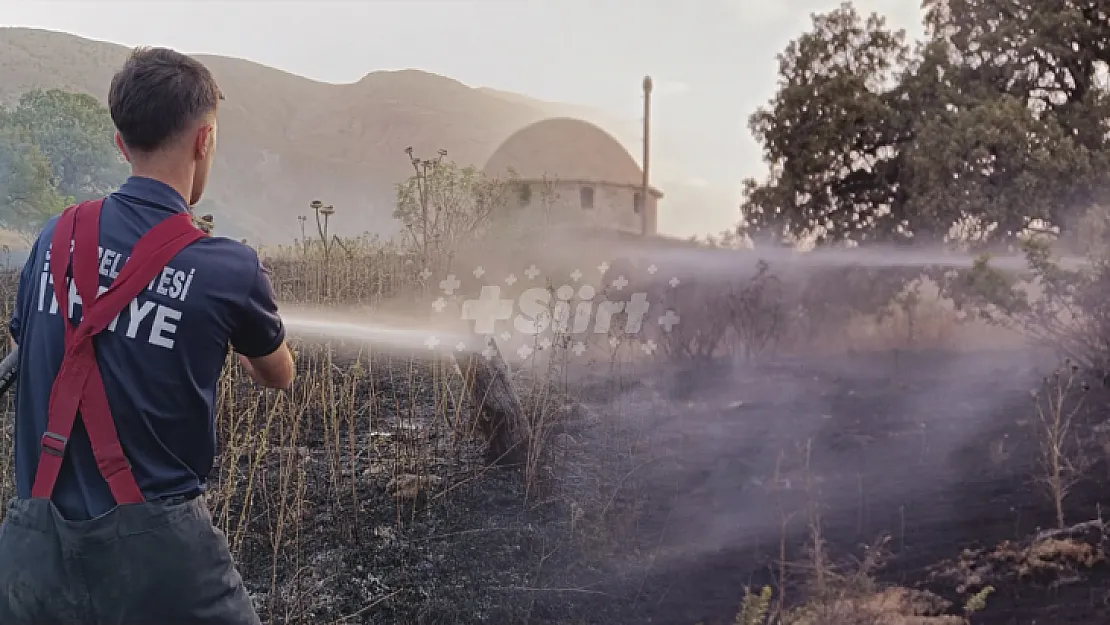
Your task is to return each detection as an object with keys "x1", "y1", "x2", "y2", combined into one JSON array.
[
  {"x1": 623, "y1": 245, "x2": 1087, "y2": 275},
  {"x1": 282, "y1": 312, "x2": 477, "y2": 354}
]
